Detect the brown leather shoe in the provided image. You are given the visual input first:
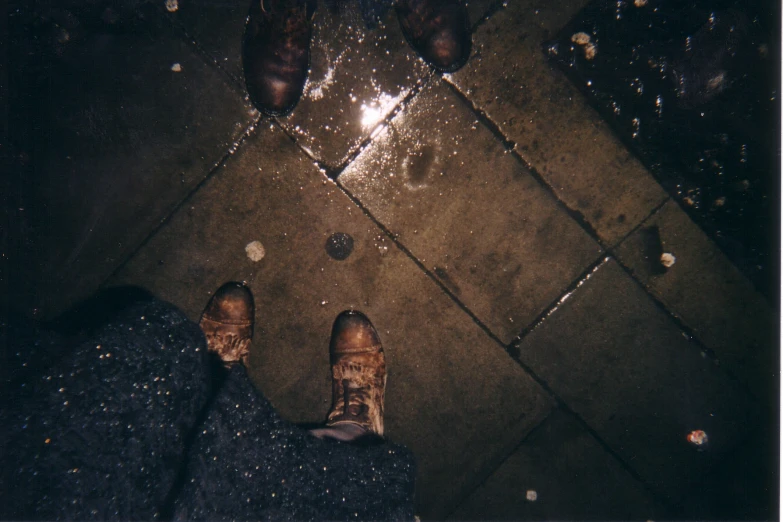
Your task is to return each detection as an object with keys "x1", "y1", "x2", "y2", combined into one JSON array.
[
  {"x1": 199, "y1": 282, "x2": 255, "y2": 365},
  {"x1": 242, "y1": 0, "x2": 315, "y2": 116},
  {"x1": 325, "y1": 311, "x2": 386, "y2": 436},
  {"x1": 396, "y1": 0, "x2": 471, "y2": 72}
]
